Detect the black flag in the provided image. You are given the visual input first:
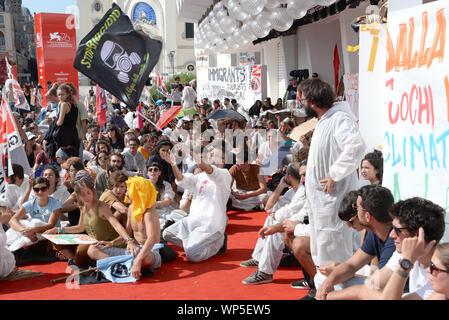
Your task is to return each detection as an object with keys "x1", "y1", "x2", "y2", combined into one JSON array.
[{"x1": 74, "y1": 3, "x2": 162, "y2": 108}]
